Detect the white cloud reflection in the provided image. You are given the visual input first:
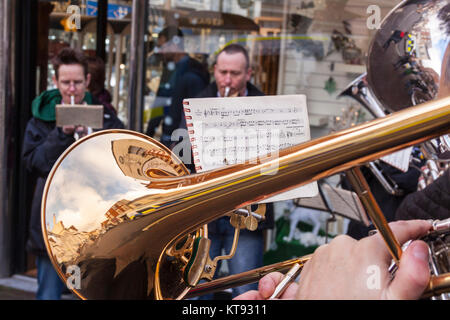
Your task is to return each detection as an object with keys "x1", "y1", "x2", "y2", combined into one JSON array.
[{"x1": 45, "y1": 133, "x2": 153, "y2": 232}]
